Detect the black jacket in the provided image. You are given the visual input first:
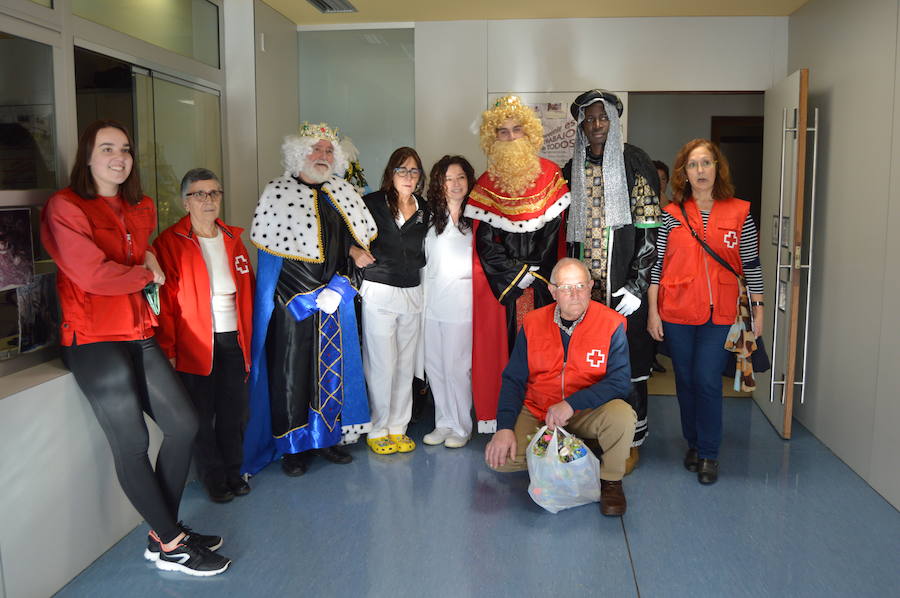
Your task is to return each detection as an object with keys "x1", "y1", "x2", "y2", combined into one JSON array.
[
  {"x1": 360, "y1": 190, "x2": 428, "y2": 288},
  {"x1": 563, "y1": 143, "x2": 661, "y2": 376},
  {"x1": 562, "y1": 143, "x2": 660, "y2": 302}
]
